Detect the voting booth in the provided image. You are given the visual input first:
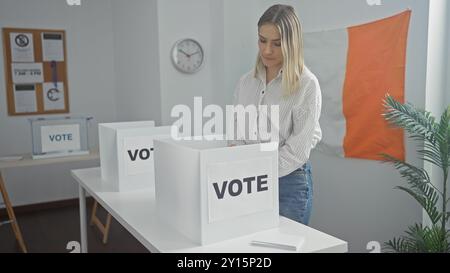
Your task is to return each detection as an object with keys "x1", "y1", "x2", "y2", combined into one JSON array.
[
  {"x1": 154, "y1": 138, "x2": 279, "y2": 245},
  {"x1": 99, "y1": 121, "x2": 171, "y2": 192},
  {"x1": 30, "y1": 116, "x2": 91, "y2": 159}
]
